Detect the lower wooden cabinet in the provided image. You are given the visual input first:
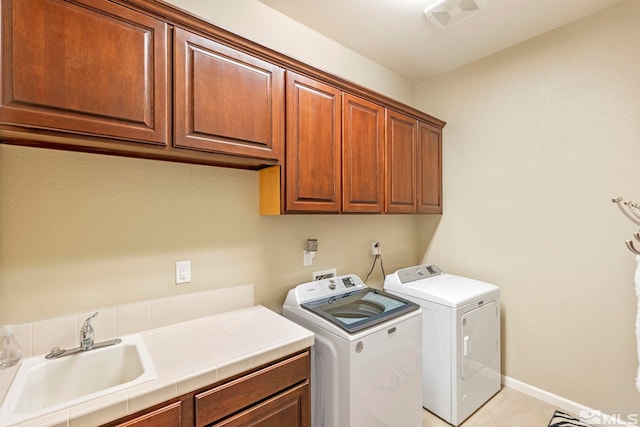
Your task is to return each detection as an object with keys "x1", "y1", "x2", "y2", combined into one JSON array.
[
  {"x1": 102, "y1": 350, "x2": 310, "y2": 427},
  {"x1": 113, "y1": 401, "x2": 181, "y2": 427},
  {"x1": 195, "y1": 350, "x2": 309, "y2": 427},
  {"x1": 205, "y1": 382, "x2": 308, "y2": 427}
]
